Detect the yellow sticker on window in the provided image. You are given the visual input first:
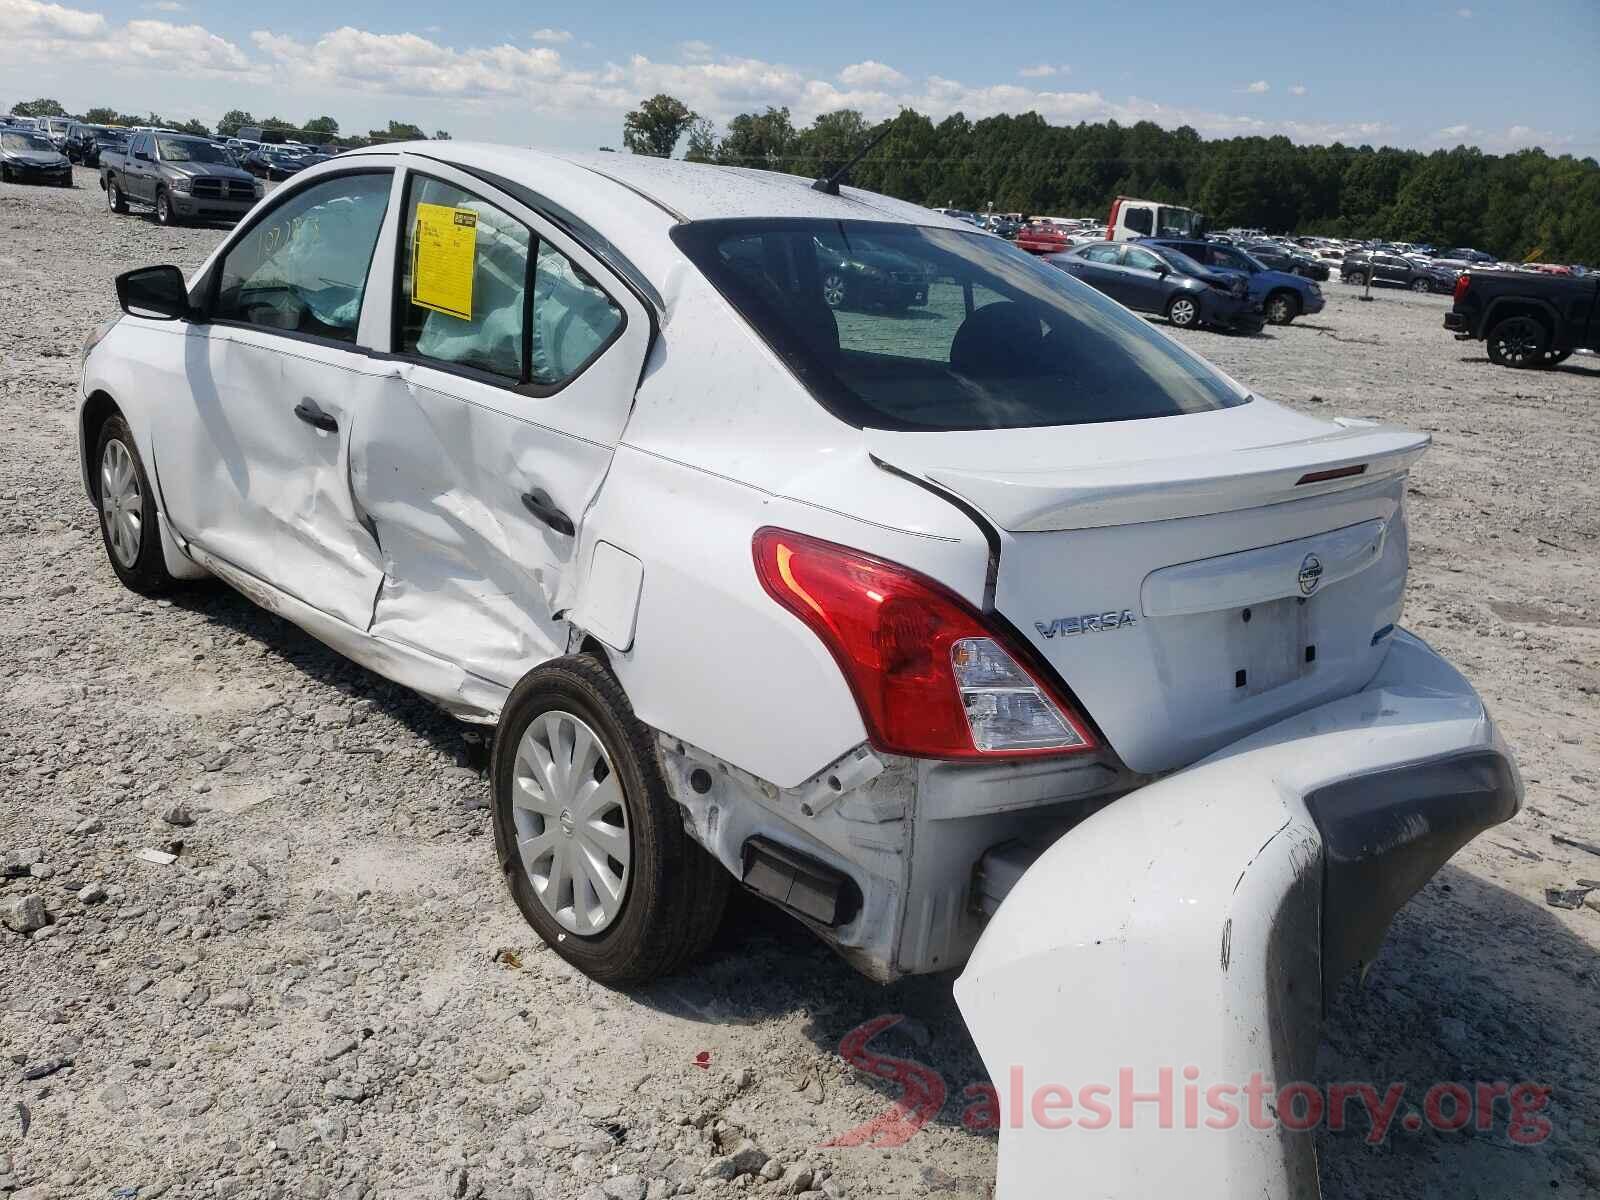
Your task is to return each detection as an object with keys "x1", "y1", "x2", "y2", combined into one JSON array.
[{"x1": 410, "y1": 203, "x2": 478, "y2": 321}]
